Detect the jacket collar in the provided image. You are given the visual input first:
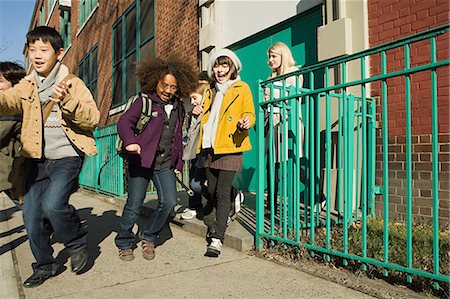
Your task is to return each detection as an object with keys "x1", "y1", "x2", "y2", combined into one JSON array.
[{"x1": 24, "y1": 63, "x2": 70, "y2": 84}]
